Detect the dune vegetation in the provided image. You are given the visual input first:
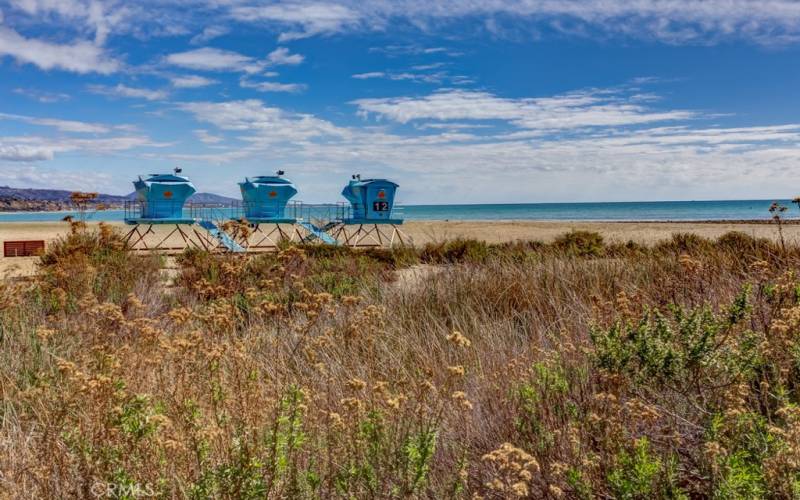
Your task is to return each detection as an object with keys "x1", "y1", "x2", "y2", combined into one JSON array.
[{"x1": 4, "y1": 223, "x2": 800, "y2": 497}]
